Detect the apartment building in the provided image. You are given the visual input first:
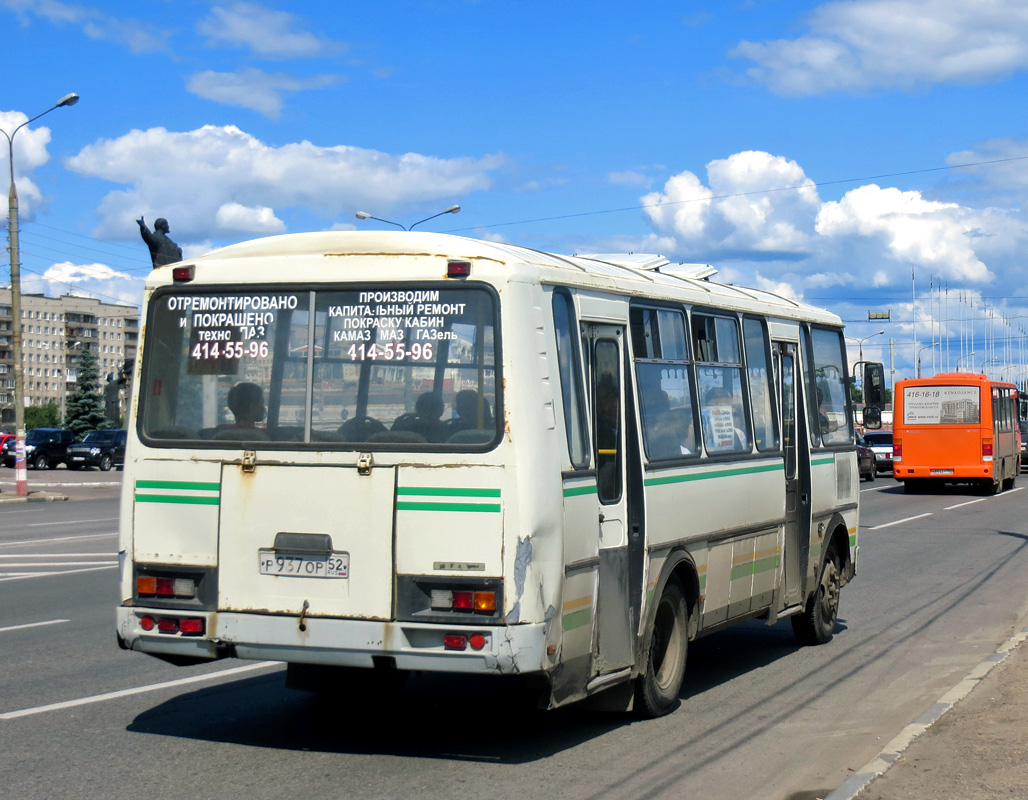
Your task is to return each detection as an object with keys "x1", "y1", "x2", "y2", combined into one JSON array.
[{"x1": 0, "y1": 290, "x2": 139, "y2": 426}]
